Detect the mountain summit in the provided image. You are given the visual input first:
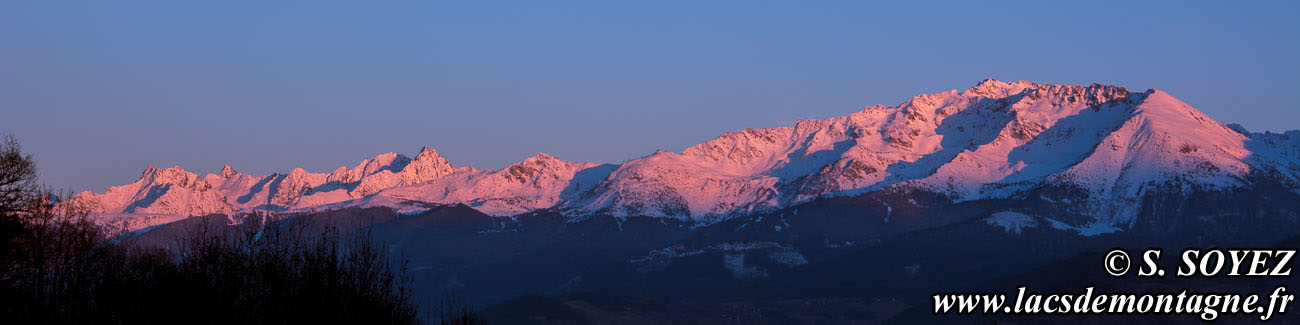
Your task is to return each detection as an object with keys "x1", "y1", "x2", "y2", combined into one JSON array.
[{"x1": 70, "y1": 80, "x2": 1300, "y2": 233}]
